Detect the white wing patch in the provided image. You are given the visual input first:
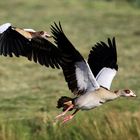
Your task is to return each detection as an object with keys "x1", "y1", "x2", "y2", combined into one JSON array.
[
  {"x1": 0, "y1": 23, "x2": 11, "y2": 33},
  {"x1": 24, "y1": 28, "x2": 36, "y2": 32},
  {"x1": 75, "y1": 61, "x2": 100, "y2": 92},
  {"x1": 96, "y1": 67, "x2": 117, "y2": 89}
]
